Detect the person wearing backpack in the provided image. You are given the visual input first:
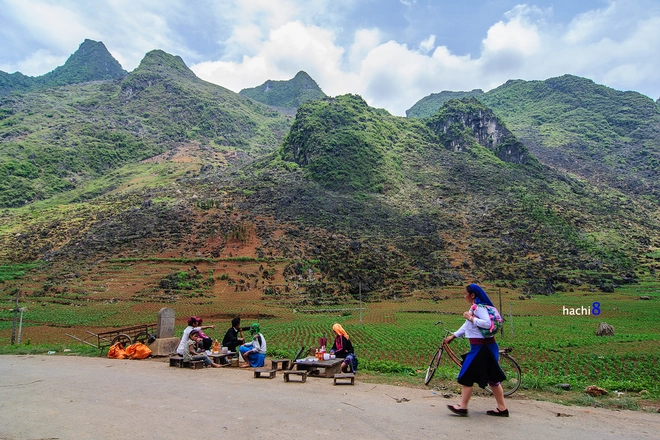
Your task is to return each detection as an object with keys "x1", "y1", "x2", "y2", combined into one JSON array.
[{"x1": 444, "y1": 284, "x2": 508, "y2": 417}]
